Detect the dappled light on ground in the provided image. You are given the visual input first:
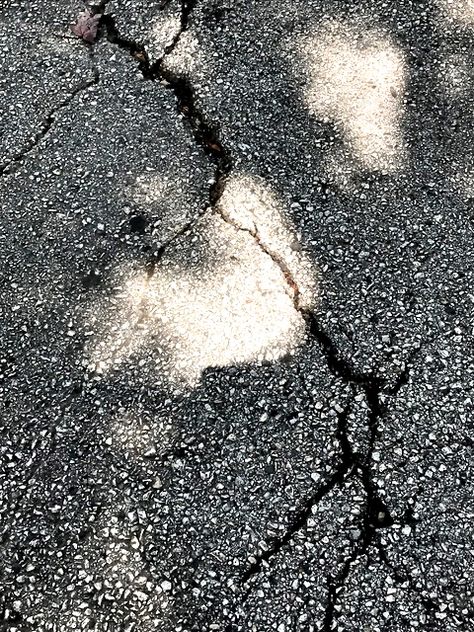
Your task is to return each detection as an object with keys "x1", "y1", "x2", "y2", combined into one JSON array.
[
  {"x1": 300, "y1": 21, "x2": 407, "y2": 173},
  {"x1": 10, "y1": 494, "x2": 172, "y2": 630},
  {"x1": 453, "y1": 167, "x2": 474, "y2": 200},
  {"x1": 133, "y1": 172, "x2": 174, "y2": 208},
  {"x1": 126, "y1": 165, "x2": 213, "y2": 244},
  {"x1": 99, "y1": 516, "x2": 171, "y2": 619},
  {"x1": 439, "y1": 53, "x2": 472, "y2": 97},
  {"x1": 160, "y1": 29, "x2": 207, "y2": 75},
  {"x1": 129, "y1": 172, "x2": 183, "y2": 236},
  {"x1": 86, "y1": 177, "x2": 317, "y2": 386},
  {"x1": 42, "y1": 34, "x2": 83, "y2": 55},
  {"x1": 437, "y1": 0, "x2": 474, "y2": 27},
  {"x1": 147, "y1": 13, "x2": 181, "y2": 59},
  {"x1": 216, "y1": 173, "x2": 318, "y2": 310}
]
